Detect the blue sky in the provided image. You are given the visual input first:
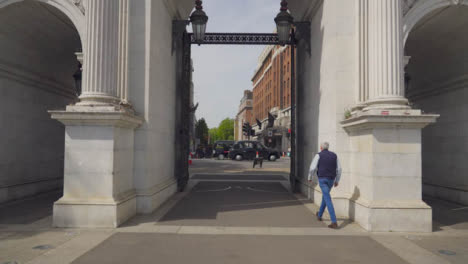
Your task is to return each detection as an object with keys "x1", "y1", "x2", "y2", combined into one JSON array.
[{"x1": 190, "y1": 0, "x2": 281, "y2": 128}]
